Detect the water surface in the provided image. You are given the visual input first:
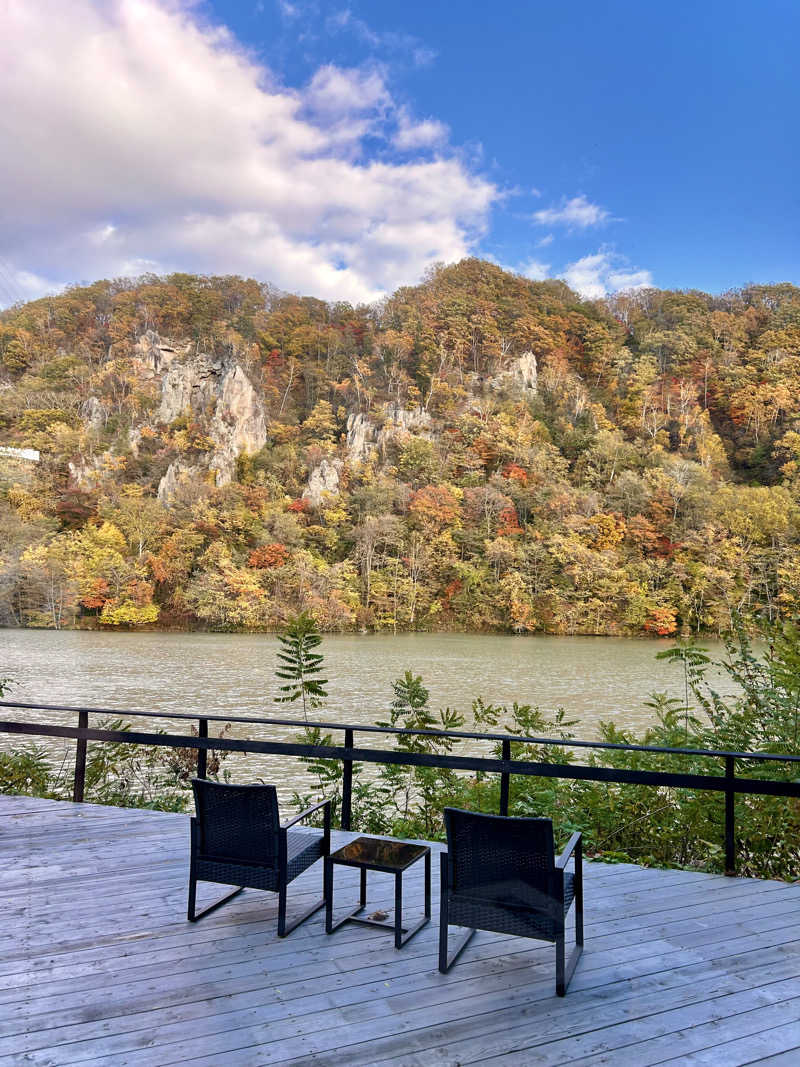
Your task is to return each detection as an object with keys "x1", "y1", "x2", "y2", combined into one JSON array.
[{"x1": 1, "y1": 630, "x2": 739, "y2": 797}]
